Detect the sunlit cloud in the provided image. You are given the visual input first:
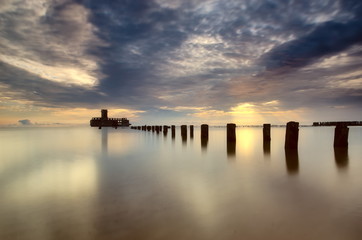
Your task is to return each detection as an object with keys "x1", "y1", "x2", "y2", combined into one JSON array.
[
  {"x1": 0, "y1": 0, "x2": 105, "y2": 87},
  {"x1": 160, "y1": 106, "x2": 209, "y2": 112},
  {"x1": 0, "y1": 55, "x2": 100, "y2": 86},
  {"x1": 186, "y1": 101, "x2": 307, "y2": 125}
]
